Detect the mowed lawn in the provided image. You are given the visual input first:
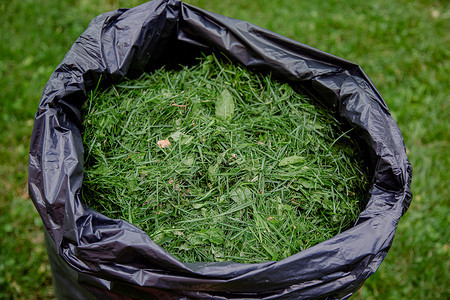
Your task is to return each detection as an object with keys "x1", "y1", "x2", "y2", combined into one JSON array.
[{"x1": 0, "y1": 0, "x2": 448, "y2": 299}]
